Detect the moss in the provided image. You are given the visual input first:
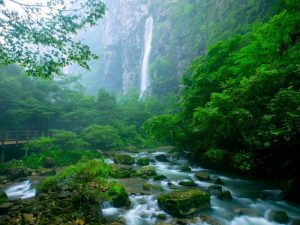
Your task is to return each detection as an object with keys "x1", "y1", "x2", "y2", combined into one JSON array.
[
  {"x1": 179, "y1": 180, "x2": 197, "y2": 187},
  {"x1": 0, "y1": 191, "x2": 8, "y2": 204},
  {"x1": 158, "y1": 190, "x2": 210, "y2": 217},
  {"x1": 269, "y1": 210, "x2": 289, "y2": 224},
  {"x1": 136, "y1": 157, "x2": 150, "y2": 166},
  {"x1": 195, "y1": 171, "x2": 210, "y2": 181},
  {"x1": 113, "y1": 154, "x2": 135, "y2": 165},
  {"x1": 110, "y1": 164, "x2": 136, "y2": 178},
  {"x1": 137, "y1": 166, "x2": 157, "y2": 178},
  {"x1": 153, "y1": 174, "x2": 167, "y2": 181},
  {"x1": 143, "y1": 183, "x2": 152, "y2": 190},
  {"x1": 181, "y1": 165, "x2": 191, "y2": 172},
  {"x1": 37, "y1": 160, "x2": 130, "y2": 208}
]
